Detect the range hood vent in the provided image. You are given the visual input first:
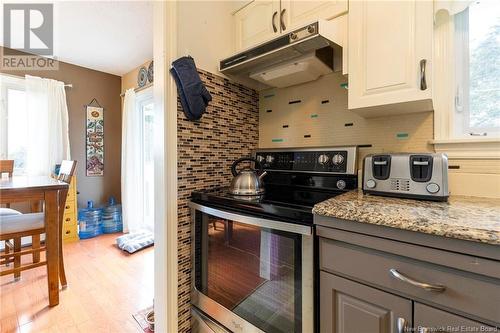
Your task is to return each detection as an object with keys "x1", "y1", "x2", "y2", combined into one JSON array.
[
  {"x1": 249, "y1": 47, "x2": 333, "y2": 88},
  {"x1": 220, "y1": 18, "x2": 347, "y2": 88}
]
